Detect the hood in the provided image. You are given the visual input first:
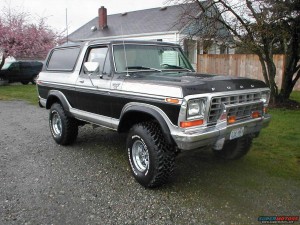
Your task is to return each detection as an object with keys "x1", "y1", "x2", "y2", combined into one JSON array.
[{"x1": 123, "y1": 71, "x2": 268, "y2": 97}]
